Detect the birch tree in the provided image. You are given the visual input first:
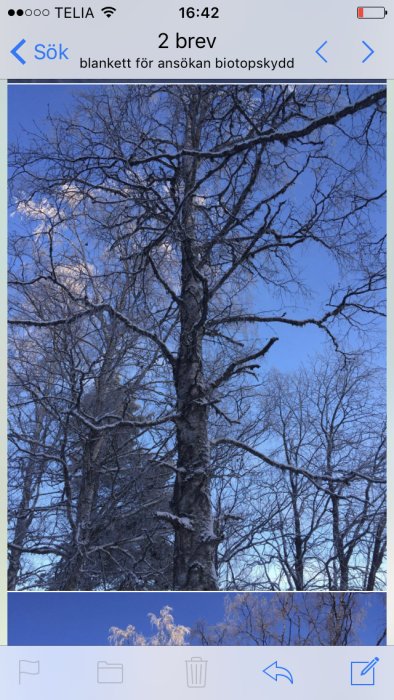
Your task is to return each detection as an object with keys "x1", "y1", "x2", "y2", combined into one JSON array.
[
  {"x1": 108, "y1": 593, "x2": 386, "y2": 646},
  {"x1": 193, "y1": 592, "x2": 385, "y2": 646}
]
